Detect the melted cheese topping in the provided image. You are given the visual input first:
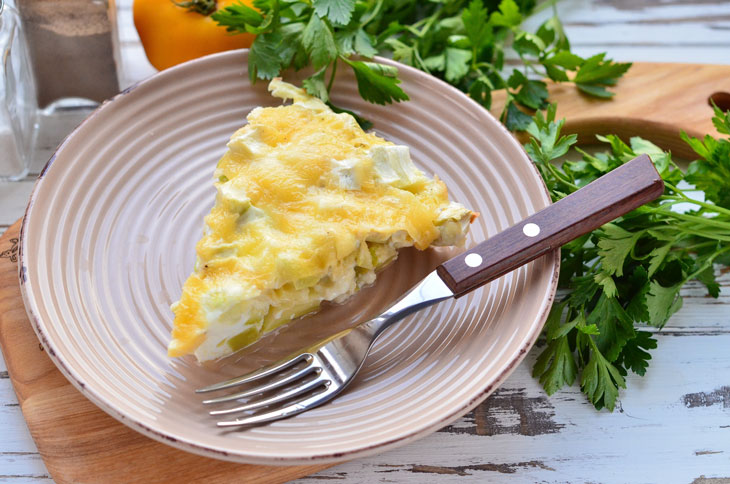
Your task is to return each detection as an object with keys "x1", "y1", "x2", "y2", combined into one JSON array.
[{"x1": 169, "y1": 80, "x2": 472, "y2": 360}]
